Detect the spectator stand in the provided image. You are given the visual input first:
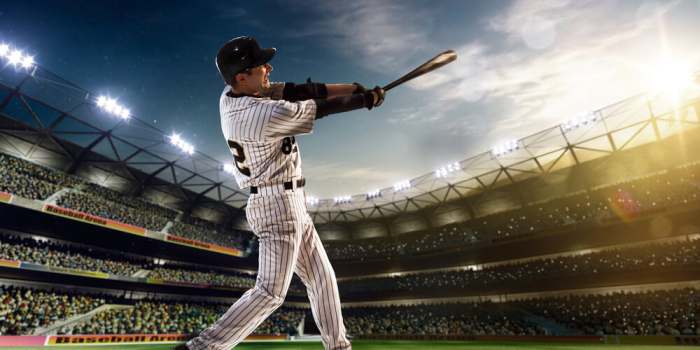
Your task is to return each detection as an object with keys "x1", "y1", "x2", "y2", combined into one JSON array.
[
  {"x1": 325, "y1": 161, "x2": 700, "y2": 261},
  {"x1": 0, "y1": 153, "x2": 253, "y2": 257},
  {"x1": 0, "y1": 232, "x2": 268, "y2": 295}
]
